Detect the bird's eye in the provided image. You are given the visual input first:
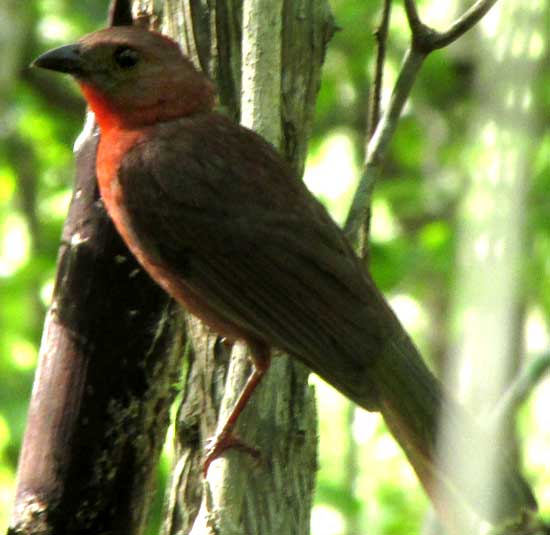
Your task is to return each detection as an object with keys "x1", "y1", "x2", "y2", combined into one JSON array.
[{"x1": 114, "y1": 46, "x2": 139, "y2": 69}]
